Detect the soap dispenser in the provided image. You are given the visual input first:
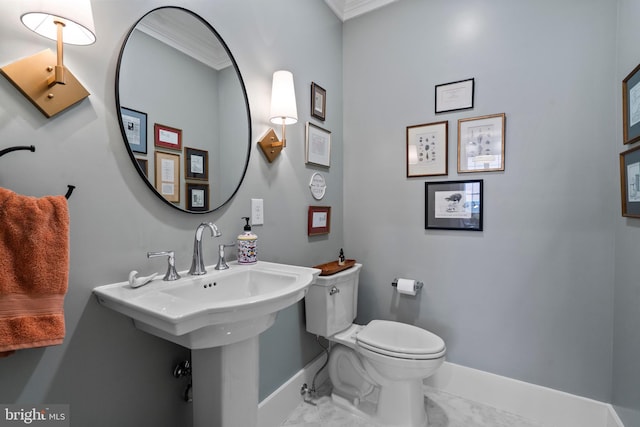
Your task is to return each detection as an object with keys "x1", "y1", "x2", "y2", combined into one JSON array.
[{"x1": 237, "y1": 217, "x2": 257, "y2": 264}]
